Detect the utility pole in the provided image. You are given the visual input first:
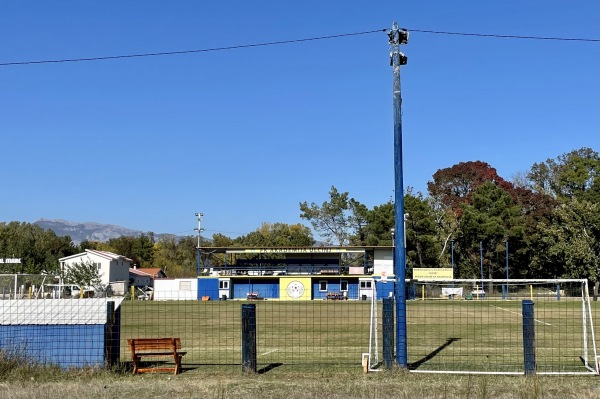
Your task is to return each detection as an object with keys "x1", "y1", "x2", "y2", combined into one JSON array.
[
  {"x1": 389, "y1": 21, "x2": 409, "y2": 368},
  {"x1": 195, "y1": 212, "x2": 205, "y2": 276}
]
